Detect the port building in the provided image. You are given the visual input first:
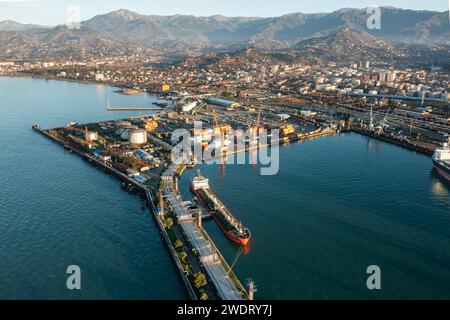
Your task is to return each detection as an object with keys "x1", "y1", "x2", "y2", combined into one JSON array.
[{"x1": 207, "y1": 98, "x2": 240, "y2": 108}]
